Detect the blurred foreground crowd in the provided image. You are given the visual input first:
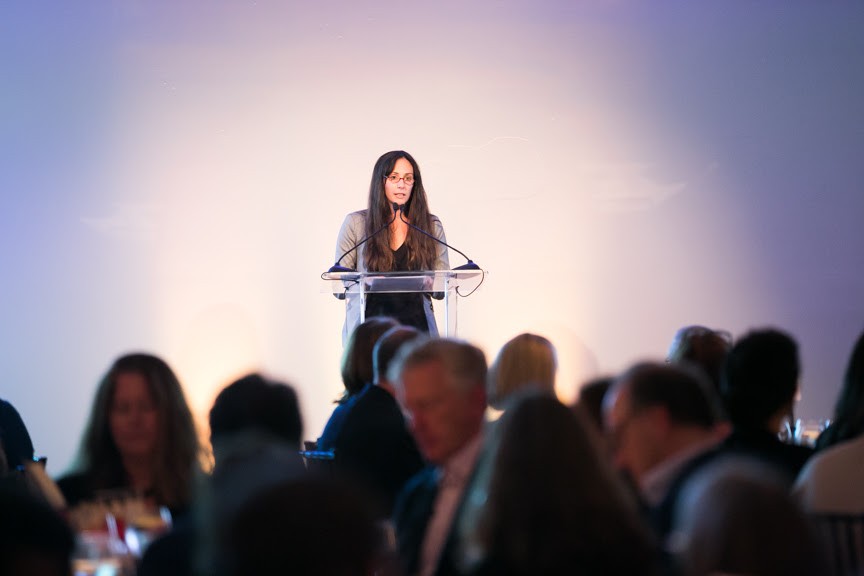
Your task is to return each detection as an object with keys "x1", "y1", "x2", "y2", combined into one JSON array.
[{"x1": 2, "y1": 322, "x2": 863, "y2": 576}]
